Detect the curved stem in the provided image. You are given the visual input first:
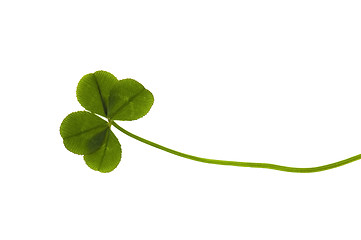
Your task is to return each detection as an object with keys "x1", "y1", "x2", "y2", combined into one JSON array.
[{"x1": 111, "y1": 121, "x2": 361, "y2": 173}]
